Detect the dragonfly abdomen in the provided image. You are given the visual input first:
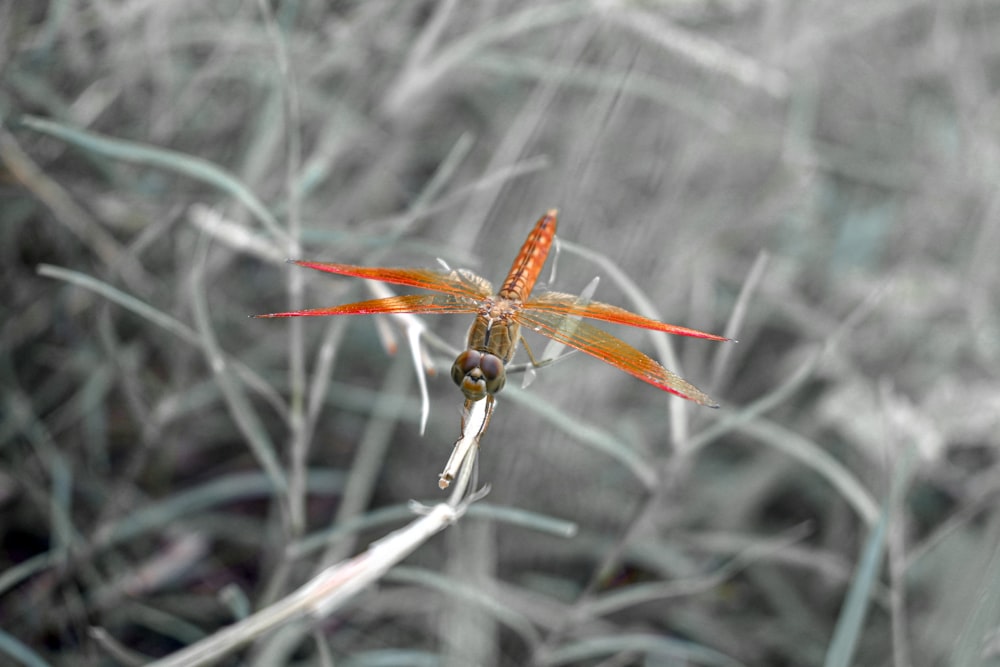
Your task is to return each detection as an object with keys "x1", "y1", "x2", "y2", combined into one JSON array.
[{"x1": 497, "y1": 209, "x2": 557, "y2": 301}]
